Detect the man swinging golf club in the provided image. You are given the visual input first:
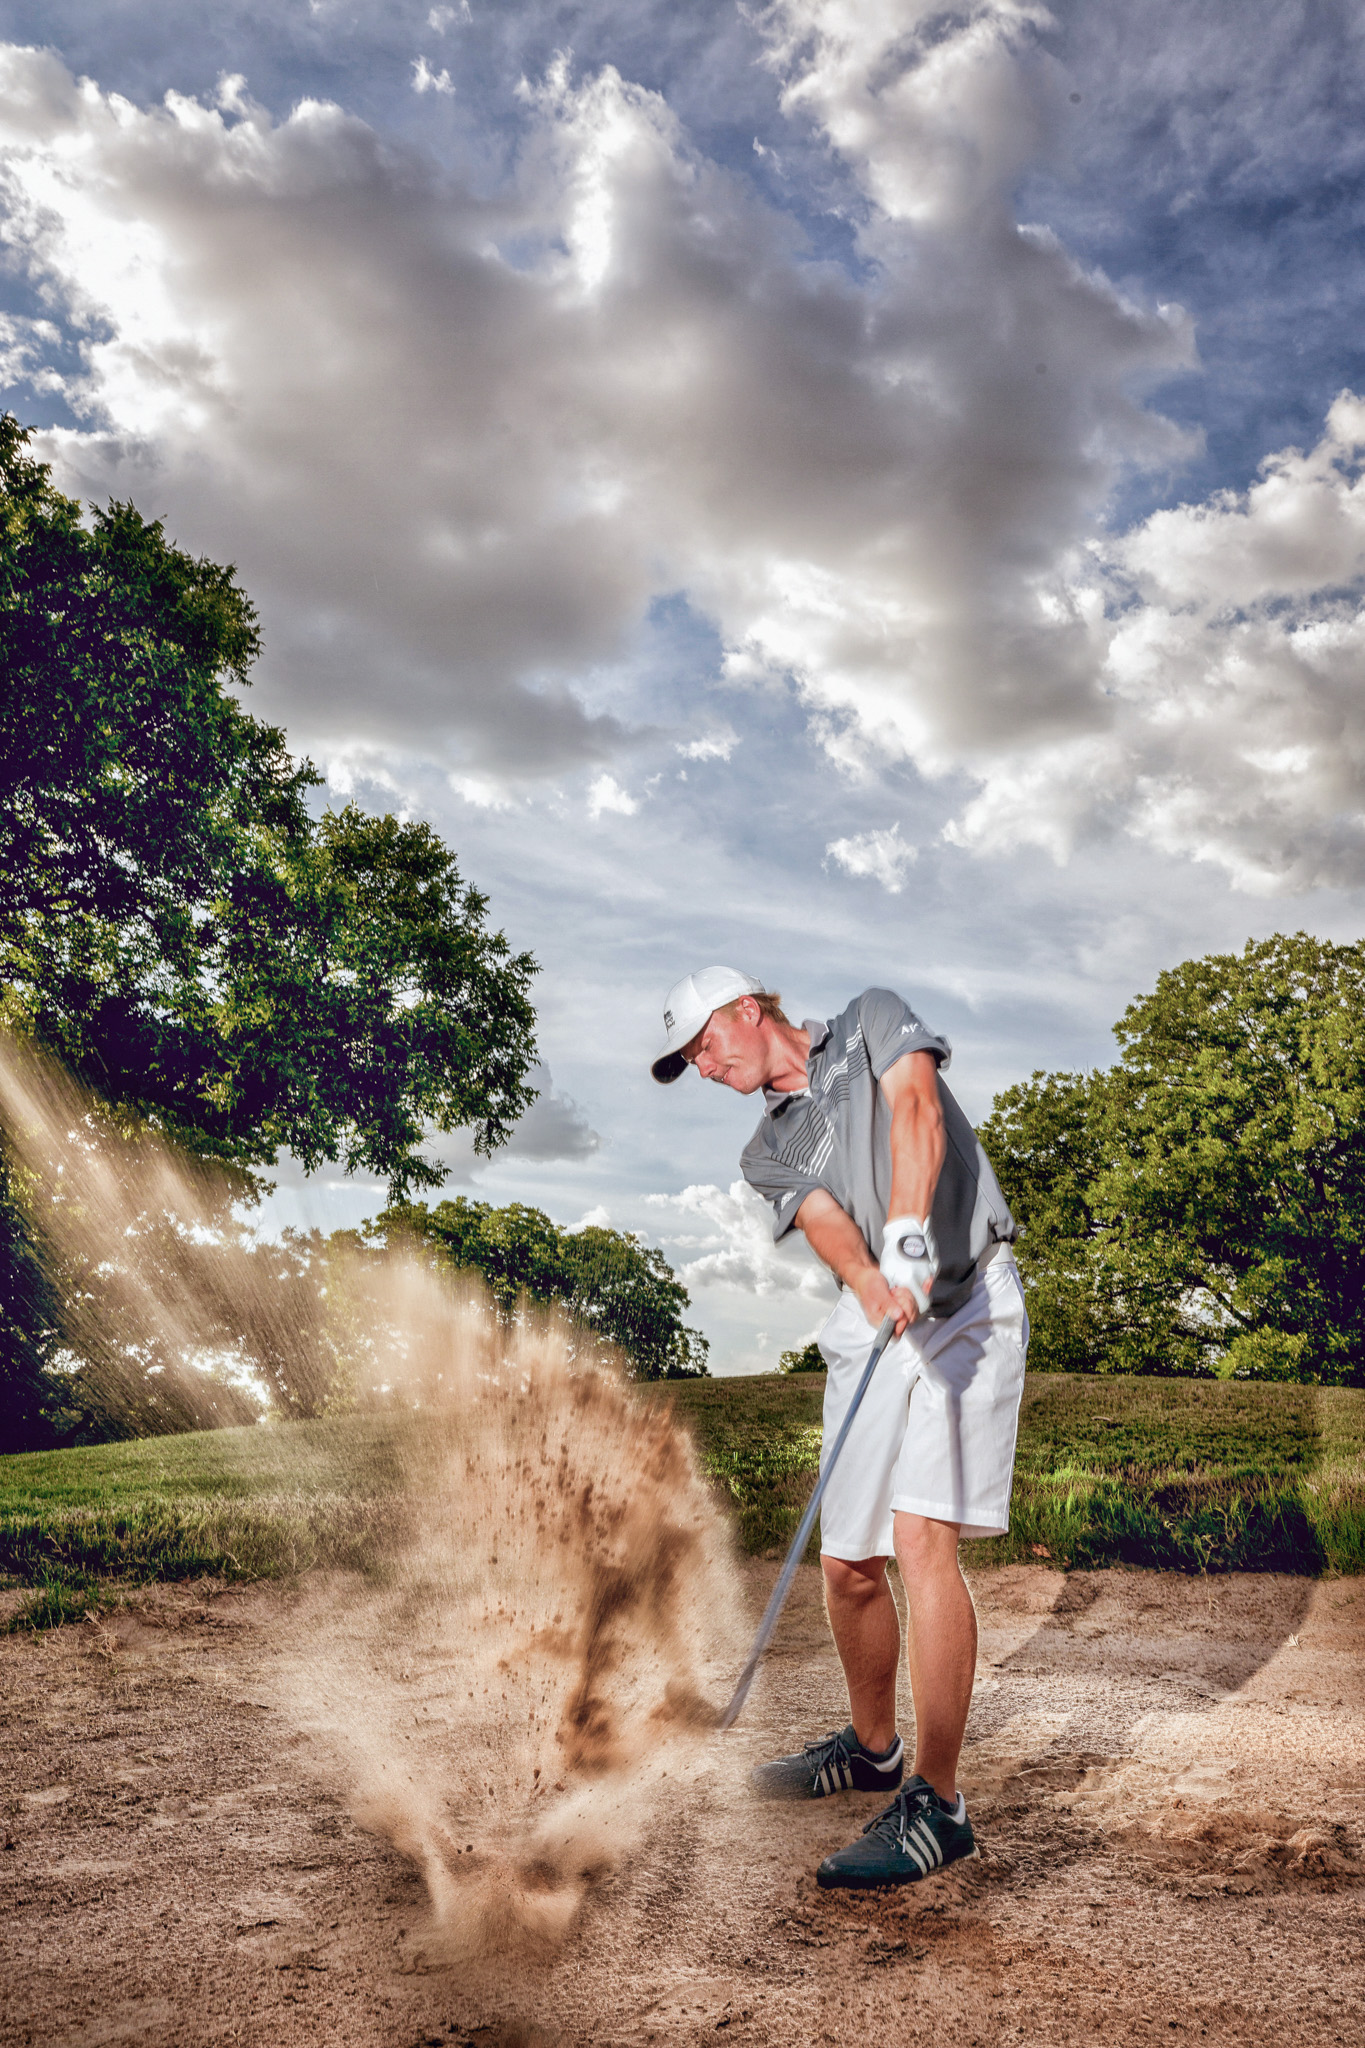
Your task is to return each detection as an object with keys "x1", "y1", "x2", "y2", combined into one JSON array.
[{"x1": 652, "y1": 967, "x2": 1027, "y2": 1889}]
